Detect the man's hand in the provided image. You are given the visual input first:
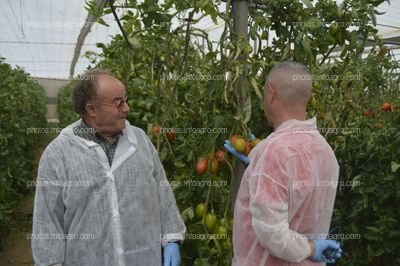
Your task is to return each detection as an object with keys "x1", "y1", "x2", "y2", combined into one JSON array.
[
  {"x1": 163, "y1": 242, "x2": 181, "y2": 266},
  {"x1": 309, "y1": 239, "x2": 342, "y2": 263},
  {"x1": 223, "y1": 134, "x2": 257, "y2": 165},
  {"x1": 224, "y1": 140, "x2": 250, "y2": 165}
]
